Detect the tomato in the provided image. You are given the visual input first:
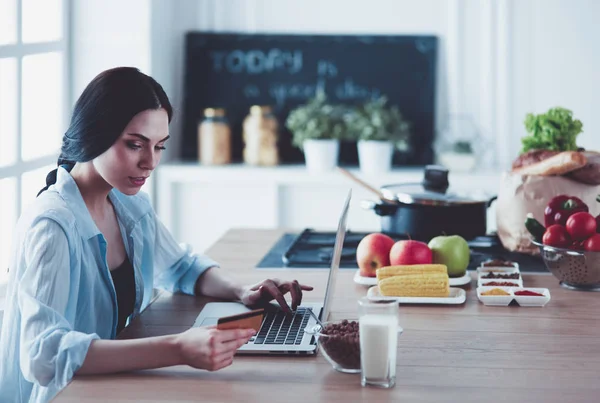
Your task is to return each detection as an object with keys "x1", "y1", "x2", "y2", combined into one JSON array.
[
  {"x1": 542, "y1": 225, "x2": 571, "y2": 248},
  {"x1": 597, "y1": 215, "x2": 600, "y2": 233},
  {"x1": 565, "y1": 212, "x2": 597, "y2": 241},
  {"x1": 584, "y1": 234, "x2": 600, "y2": 252}
]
